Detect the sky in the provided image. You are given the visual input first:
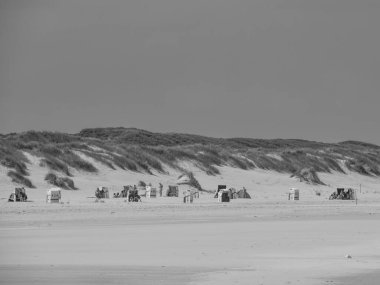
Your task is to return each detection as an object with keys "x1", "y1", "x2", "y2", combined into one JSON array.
[{"x1": 0, "y1": 0, "x2": 379, "y2": 144}]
